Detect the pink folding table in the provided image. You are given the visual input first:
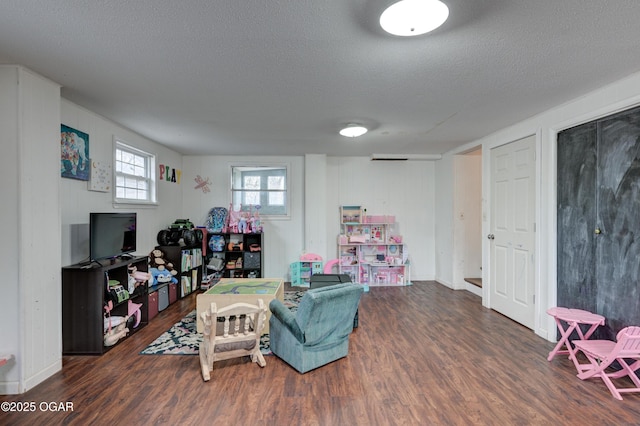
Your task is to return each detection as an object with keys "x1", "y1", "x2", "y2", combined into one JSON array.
[{"x1": 547, "y1": 307, "x2": 605, "y2": 371}]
